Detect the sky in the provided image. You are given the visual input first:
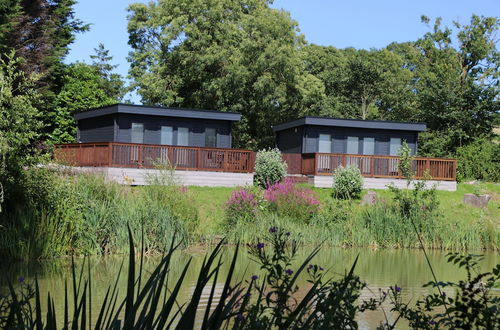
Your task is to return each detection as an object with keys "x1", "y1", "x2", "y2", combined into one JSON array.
[{"x1": 66, "y1": 0, "x2": 500, "y2": 103}]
